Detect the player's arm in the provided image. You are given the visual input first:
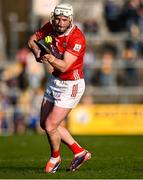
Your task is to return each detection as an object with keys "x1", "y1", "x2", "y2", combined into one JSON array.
[
  {"x1": 28, "y1": 34, "x2": 41, "y2": 58},
  {"x1": 41, "y1": 51, "x2": 77, "y2": 72},
  {"x1": 28, "y1": 23, "x2": 50, "y2": 58}
]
